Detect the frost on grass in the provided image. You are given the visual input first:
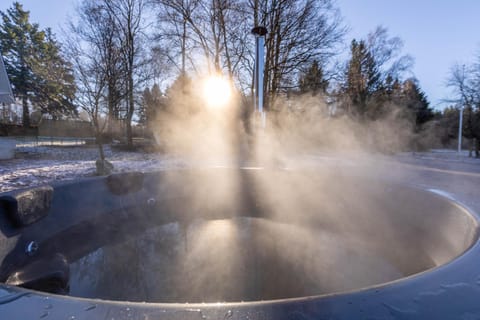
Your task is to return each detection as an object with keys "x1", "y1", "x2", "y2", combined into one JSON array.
[
  {"x1": 2, "y1": 144, "x2": 479, "y2": 193},
  {"x1": 0, "y1": 145, "x2": 185, "y2": 193}
]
